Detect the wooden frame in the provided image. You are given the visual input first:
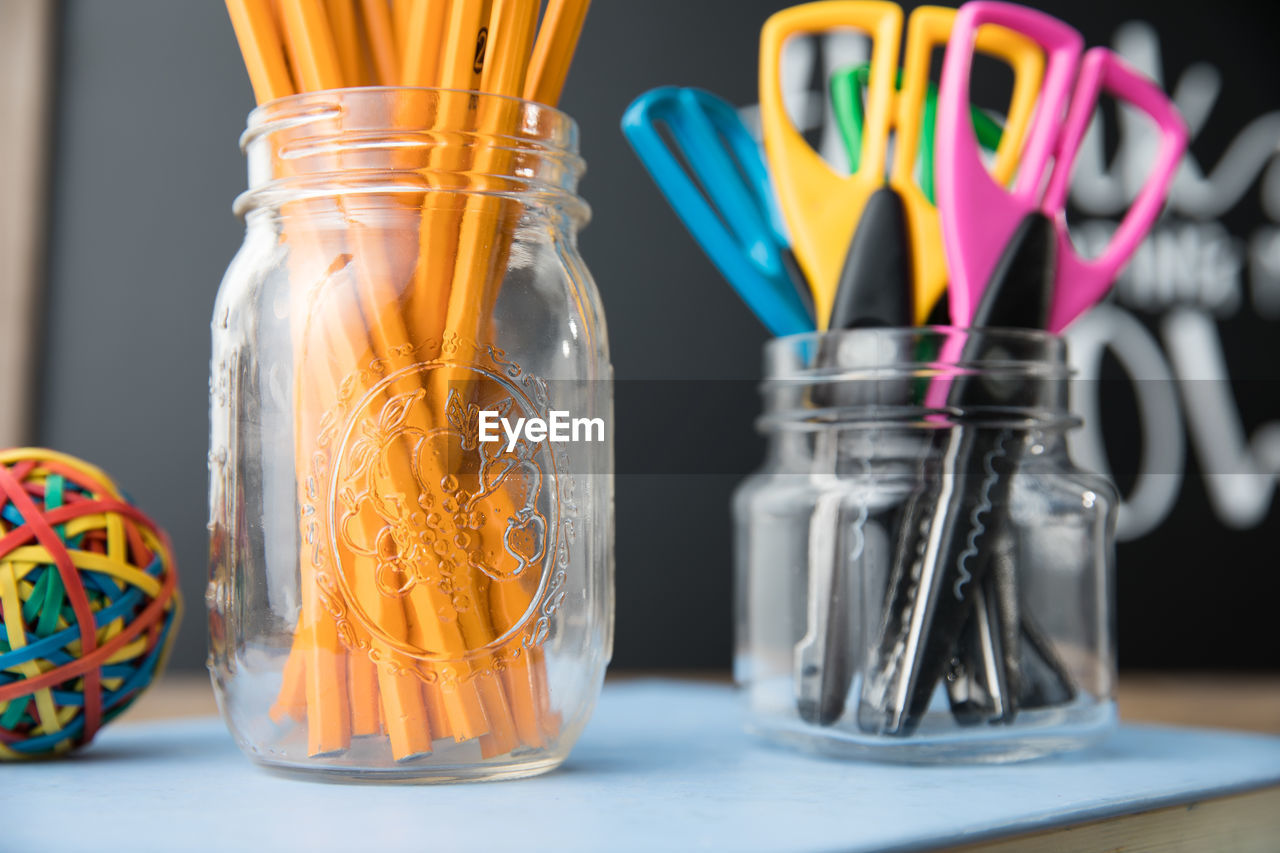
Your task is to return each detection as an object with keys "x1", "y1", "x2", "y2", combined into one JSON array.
[{"x1": 0, "y1": 0, "x2": 56, "y2": 446}]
